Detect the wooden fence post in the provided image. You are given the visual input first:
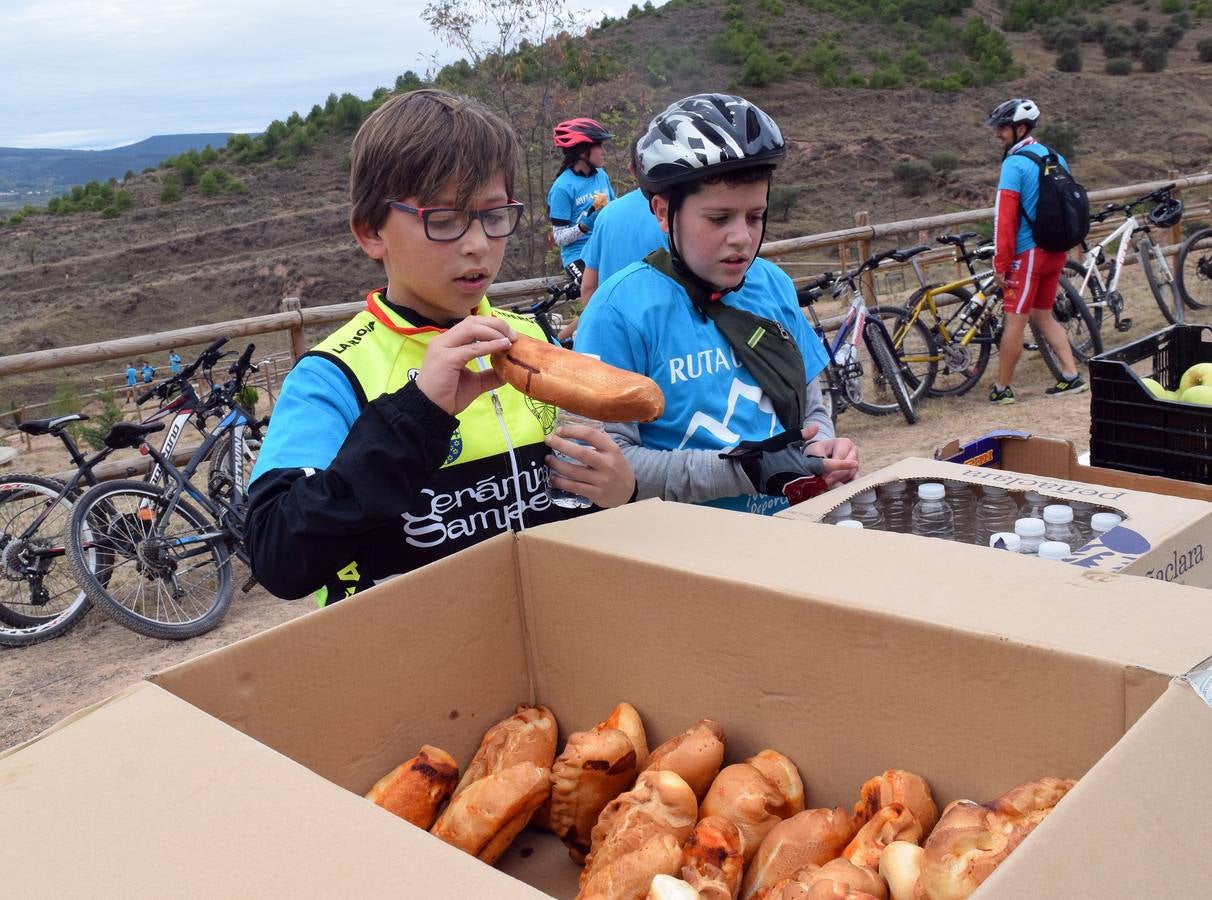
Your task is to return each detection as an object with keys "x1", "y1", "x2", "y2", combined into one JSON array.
[
  {"x1": 1167, "y1": 170, "x2": 1183, "y2": 270},
  {"x1": 856, "y1": 211, "x2": 874, "y2": 304},
  {"x1": 19, "y1": 407, "x2": 30, "y2": 451},
  {"x1": 281, "y1": 297, "x2": 306, "y2": 363}
]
